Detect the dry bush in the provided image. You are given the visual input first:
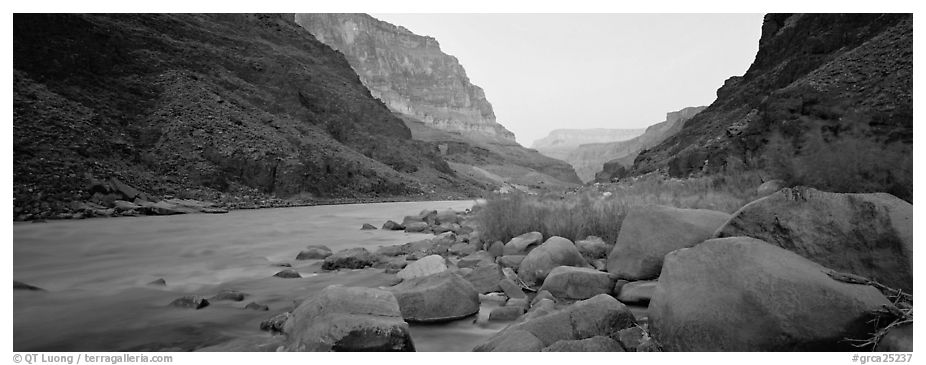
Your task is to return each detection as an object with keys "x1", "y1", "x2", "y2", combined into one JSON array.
[{"x1": 475, "y1": 172, "x2": 762, "y2": 244}]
